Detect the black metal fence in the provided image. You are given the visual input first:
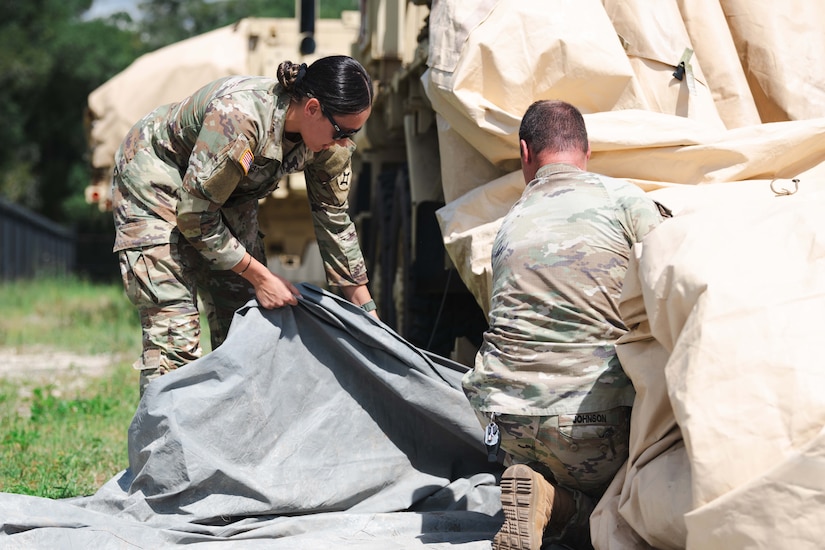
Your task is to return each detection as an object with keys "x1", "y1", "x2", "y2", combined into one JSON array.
[{"x1": 0, "y1": 197, "x2": 75, "y2": 280}]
